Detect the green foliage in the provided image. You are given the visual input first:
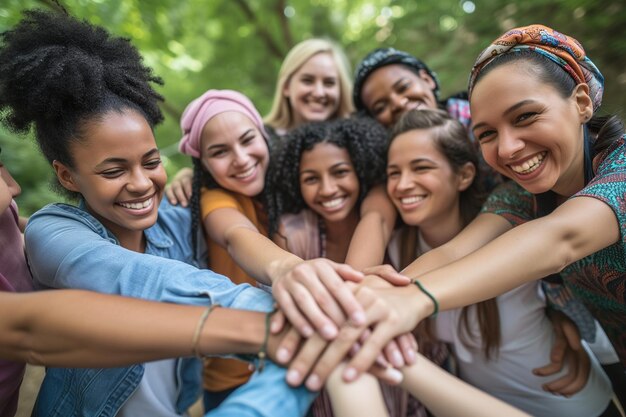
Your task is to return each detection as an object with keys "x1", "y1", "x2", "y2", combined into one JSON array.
[{"x1": 1, "y1": 0, "x2": 625, "y2": 215}]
